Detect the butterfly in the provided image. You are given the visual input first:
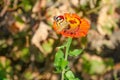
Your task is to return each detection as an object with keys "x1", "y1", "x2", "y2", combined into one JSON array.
[{"x1": 53, "y1": 13, "x2": 90, "y2": 38}]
